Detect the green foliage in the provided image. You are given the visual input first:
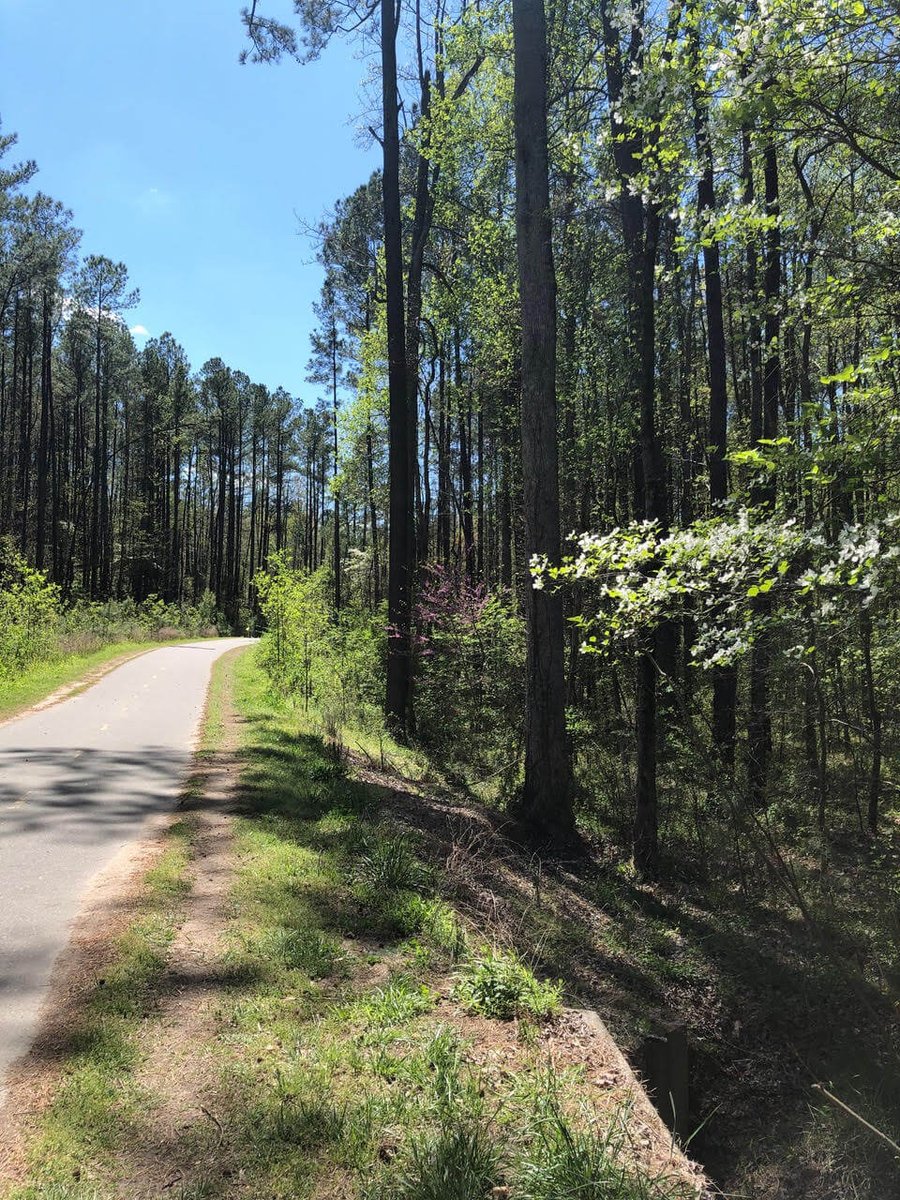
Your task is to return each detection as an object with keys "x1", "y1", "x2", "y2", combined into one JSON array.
[
  {"x1": 414, "y1": 567, "x2": 525, "y2": 781},
  {"x1": 255, "y1": 553, "x2": 331, "y2": 700},
  {"x1": 242, "y1": 924, "x2": 343, "y2": 978},
  {"x1": 366, "y1": 1124, "x2": 500, "y2": 1200},
  {"x1": 58, "y1": 593, "x2": 219, "y2": 654},
  {"x1": 544, "y1": 508, "x2": 900, "y2": 669},
  {"x1": 0, "y1": 541, "x2": 60, "y2": 676},
  {"x1": 0, "y1": 541, "x2": 218, "y2": 683},
  {"x1": 454, "y1": 948, "x2": 562, "y2": 1021},
  {"x1": 519, "y1": 1104, "x2": 669, "y2": 1200},
  {"x1": 255, "y1": 552, "x2": 384, "y2": 732},
  {"x1": 355, "y1": 833, "x2": 429, "y2": 893},
  {"x1": 340, "y1": 978, "x2": 437, "y2": 1028}
]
